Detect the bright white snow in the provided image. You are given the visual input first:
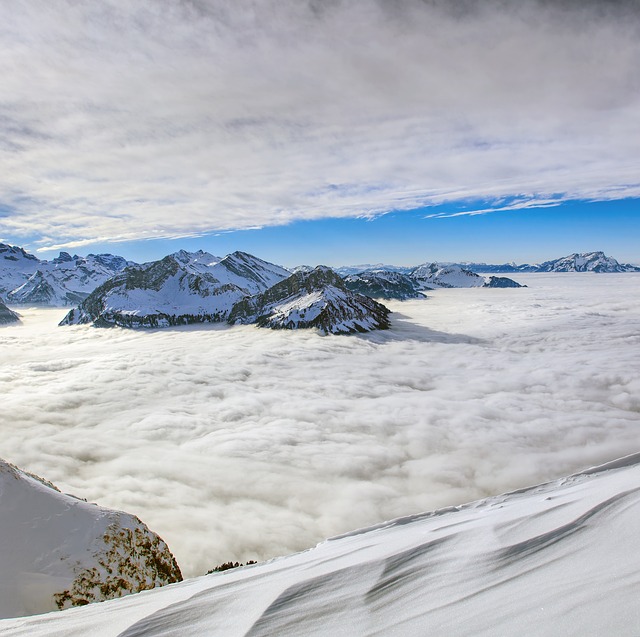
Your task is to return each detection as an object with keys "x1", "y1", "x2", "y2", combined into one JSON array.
[
  {"x1": 0, "y1": 460, "x2": 180, "y2": 619},
  {"x1": 1, "y1": 453, "x2": 638, "y2": 636},
  {"x1": 1, "y1": 273, "x2": 639, "y2": 578}
]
